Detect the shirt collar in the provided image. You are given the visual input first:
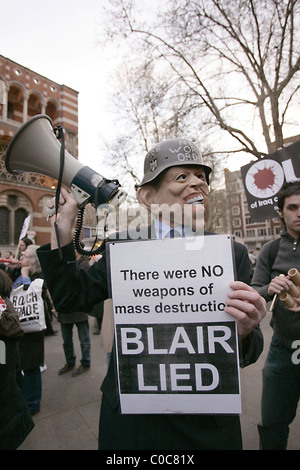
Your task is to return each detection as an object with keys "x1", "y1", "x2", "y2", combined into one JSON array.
[{"x1": 154, "y1": 218, "x2": 184, "y2": 239}]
